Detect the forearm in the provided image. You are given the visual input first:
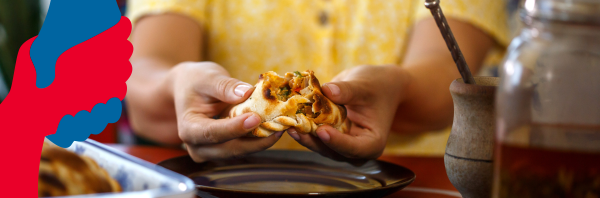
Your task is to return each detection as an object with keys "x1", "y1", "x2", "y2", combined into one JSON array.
[
  {"x1": 390, "y1": 17, "x2": 494, "y2": 134},
  {"x1": 391, "y1": 57, "x2": 464, "y2": 134},
  {"x1": 126, "y1": 13, "x2": 203, "y2": 145}
]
